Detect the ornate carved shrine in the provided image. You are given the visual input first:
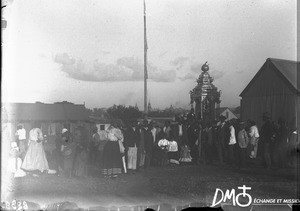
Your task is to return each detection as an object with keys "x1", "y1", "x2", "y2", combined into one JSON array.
[{"x1": 190, "y1": 62, "x2": 221, "y2": 121}]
